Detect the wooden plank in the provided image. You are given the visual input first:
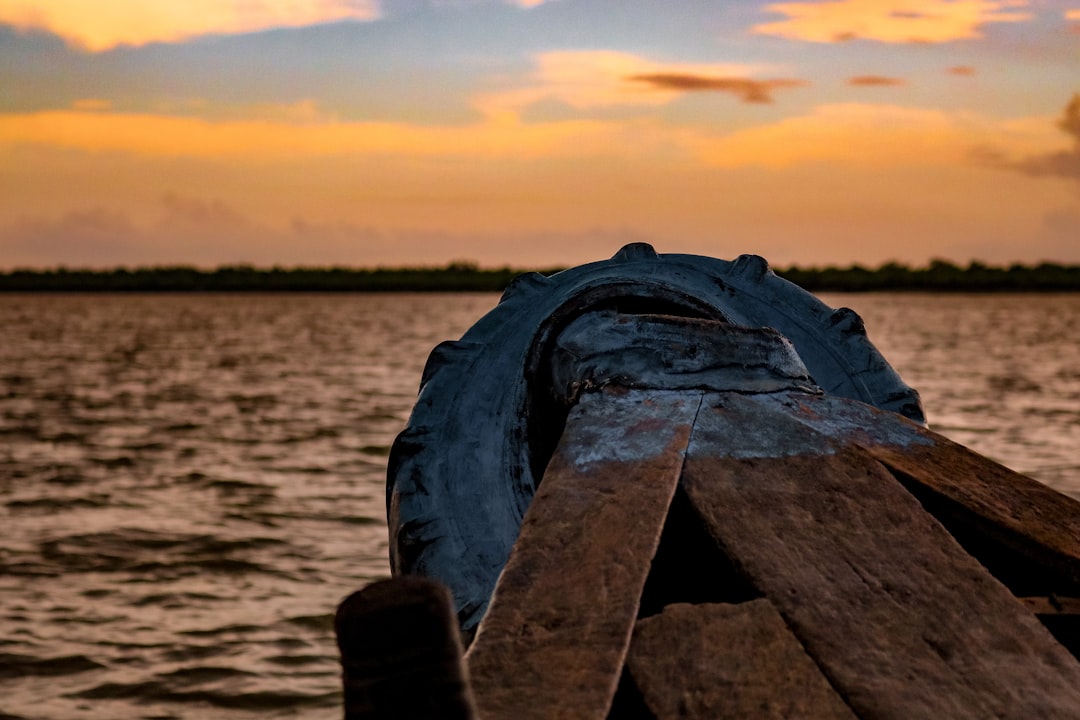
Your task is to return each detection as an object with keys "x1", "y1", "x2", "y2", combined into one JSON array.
[
  {"x1": 1021, "y1": 596, "x2": 1080, "y2": 616},
  {"x1": 464, "y1": 387, "x2": 700, "y2": 720},
  {"x1": 627, "y1": 601, "x2": 856, "y2": 720},
  {"x1": 335, "y1": 577, "x2": 476, "y2": 720},
  {"x1": 681, "y1": 392, "x2": 1080, "y2": 720},
  {"x1": 863, "y1": 434, "x2": 1080, "y2": 595},
  {"x1": 1020, "y1": 596, "x2": 1080, "y2": 658},
  {"x1": 741, "y1": 391, "x2": 1080, "y2": 595}
]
